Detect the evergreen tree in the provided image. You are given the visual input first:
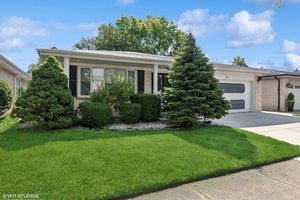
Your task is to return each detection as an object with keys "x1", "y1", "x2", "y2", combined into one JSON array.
[
  {"x1": 14, "y1": 56, "x2": 75, "y2": 129},
  {"x1": 163, "y1": 33, "x2": 230, "y2": 127}
]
